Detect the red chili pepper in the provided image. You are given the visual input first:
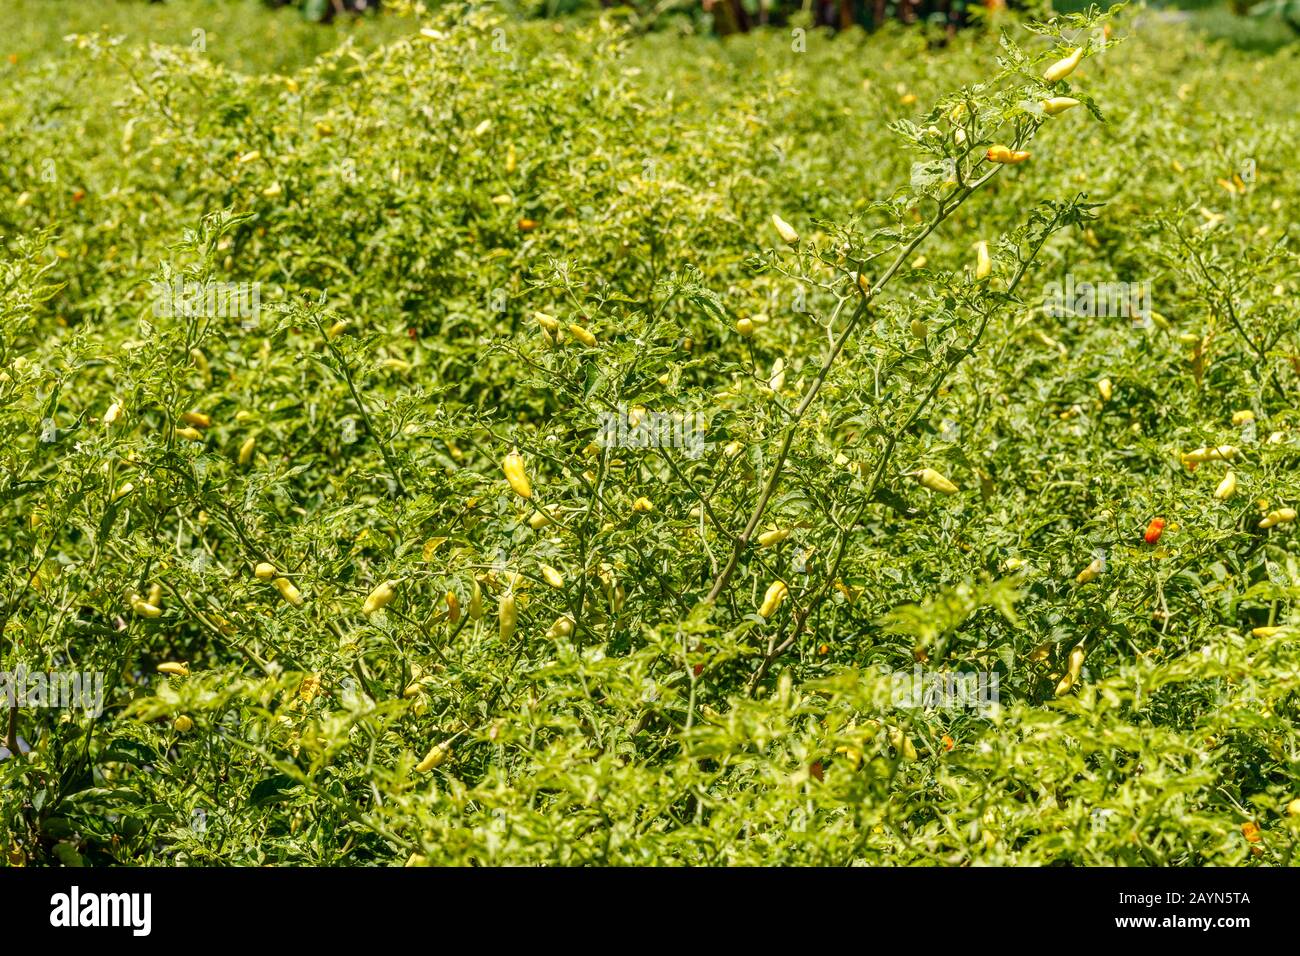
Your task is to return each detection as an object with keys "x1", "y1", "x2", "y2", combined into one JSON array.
[{"x1": 1144, "y1": 517, "x2": 1166, "y2": 545}]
